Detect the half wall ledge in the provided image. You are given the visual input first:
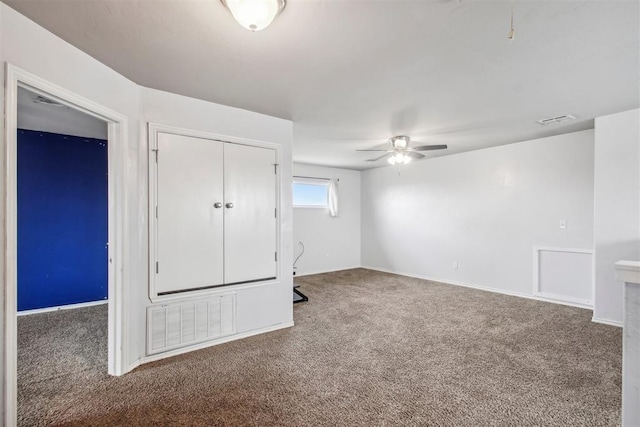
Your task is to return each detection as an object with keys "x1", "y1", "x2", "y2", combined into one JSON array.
[{"x1": 614, "y1": 260, "x2": 640, "y2": 427}]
